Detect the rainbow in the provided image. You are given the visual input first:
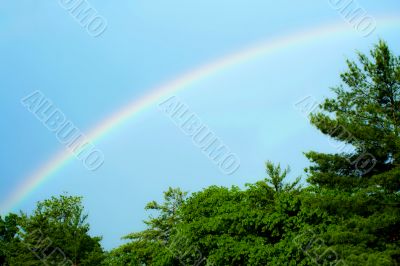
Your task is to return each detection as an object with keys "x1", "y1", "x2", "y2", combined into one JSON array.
[{"x1": 2, "y1": 16, "x2": 400, "y2": 213}]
